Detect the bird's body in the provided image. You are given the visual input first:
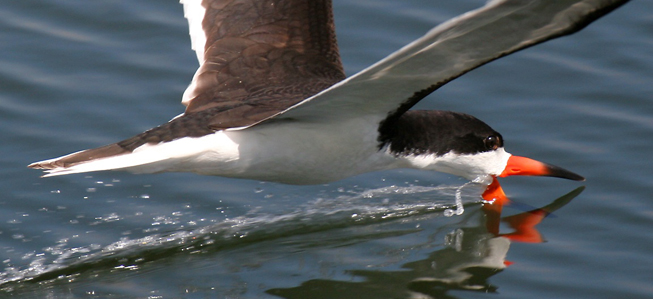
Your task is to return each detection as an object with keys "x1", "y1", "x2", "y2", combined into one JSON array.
[
  {"x1": 33, "y1": 109, "x2": 509, "y2": 184},
  {"x1": 125, "y1": 113, "x2": 393, "y2": 184},
  {"x1": 29, "y1": 0, "x2": 628, "y2": 184}
]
